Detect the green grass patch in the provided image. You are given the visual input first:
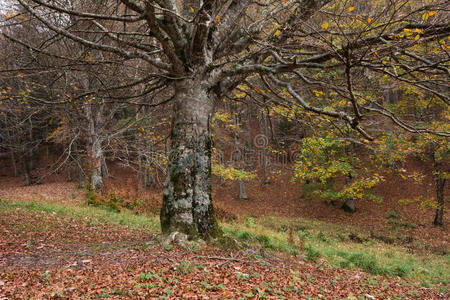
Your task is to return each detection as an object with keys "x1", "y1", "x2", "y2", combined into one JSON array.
[
  {"x1": 221, "y1": 216, "x2": 450, "y2": 291},
  {"x1": 0, "y1": 199, "x2": 159, "y2": 232}
]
